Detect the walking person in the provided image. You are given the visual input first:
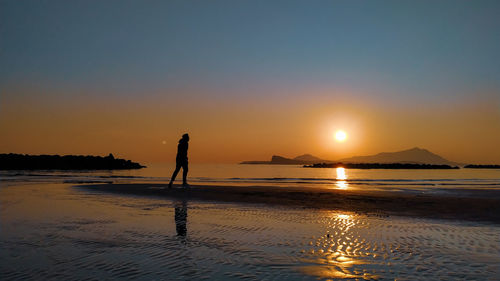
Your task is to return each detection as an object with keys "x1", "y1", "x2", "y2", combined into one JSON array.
[{"x1": 168, "y1": 133, "x2": 190, "y2": 188}]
